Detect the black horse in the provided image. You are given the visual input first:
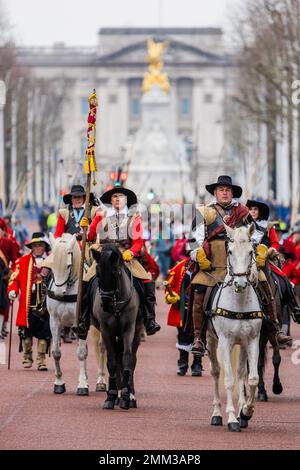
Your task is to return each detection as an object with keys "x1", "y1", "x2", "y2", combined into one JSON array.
[
  {"x1": 257, "y1": 267, "x2": 283, "y2": 402},
  {"x1": 91, "y1": 244, "x2": 143, "y2": 410}
]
